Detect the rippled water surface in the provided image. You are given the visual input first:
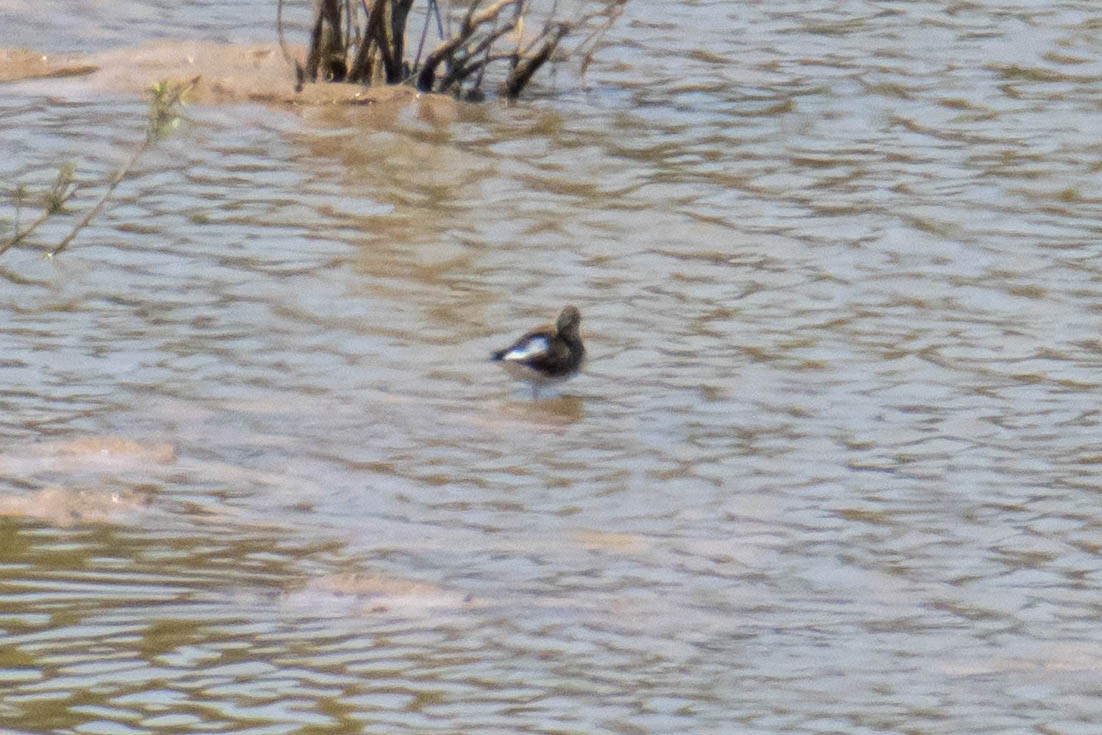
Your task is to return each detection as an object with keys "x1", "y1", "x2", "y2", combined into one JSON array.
[{"x1": 3, "y1": 1, "x2": 1102, "y2": 733}]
